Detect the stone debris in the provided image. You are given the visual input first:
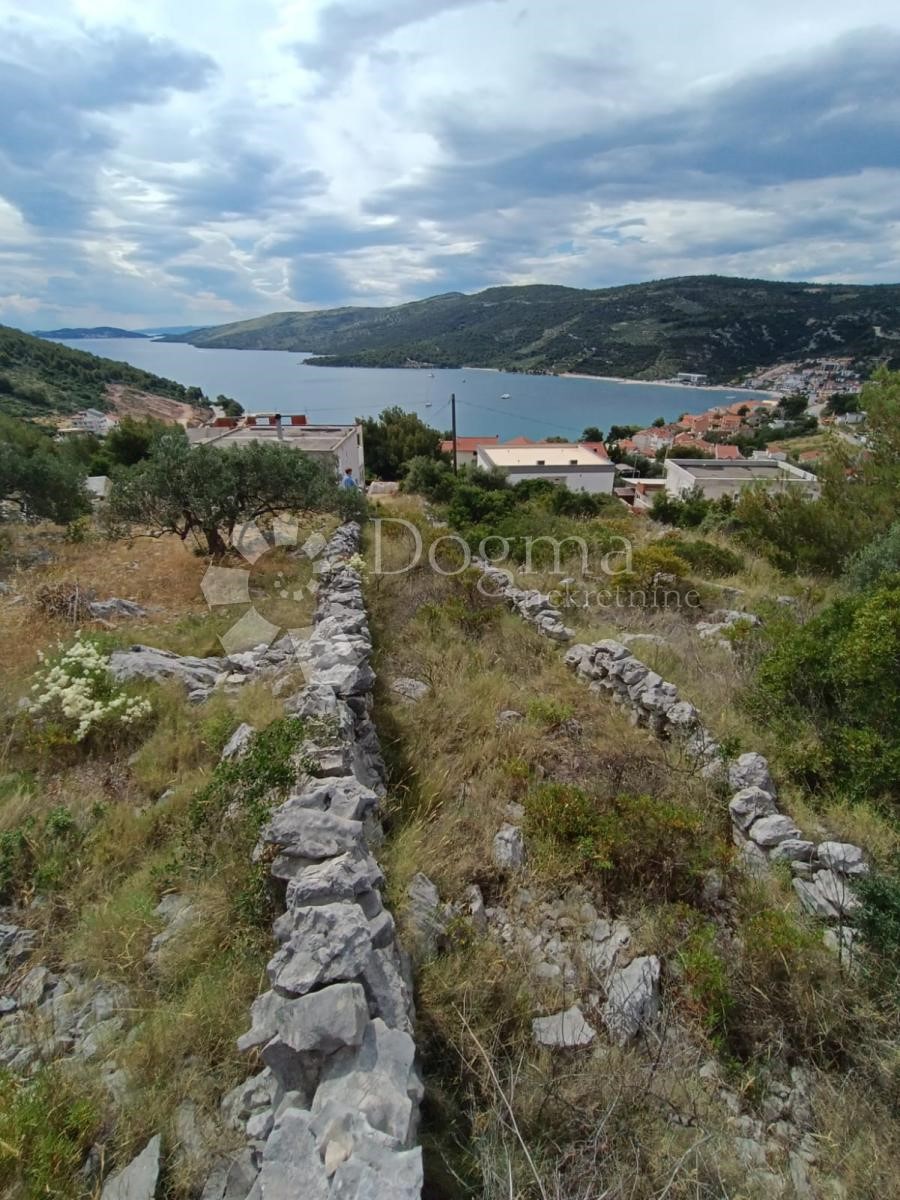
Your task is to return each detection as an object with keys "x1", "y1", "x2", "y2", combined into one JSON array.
[
  {"x1": 89, "y1": 597, "x2": 149, "y2": 619},
  {"x1": 220, "y1": 722, "x2": 255, "y2": 761},
  {"x1": 473, "y1": 559, "x2": 575, "y2": 641},
  {"x1": 532, "y1": 1005, "x2": 596, "y2": 1048}
]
